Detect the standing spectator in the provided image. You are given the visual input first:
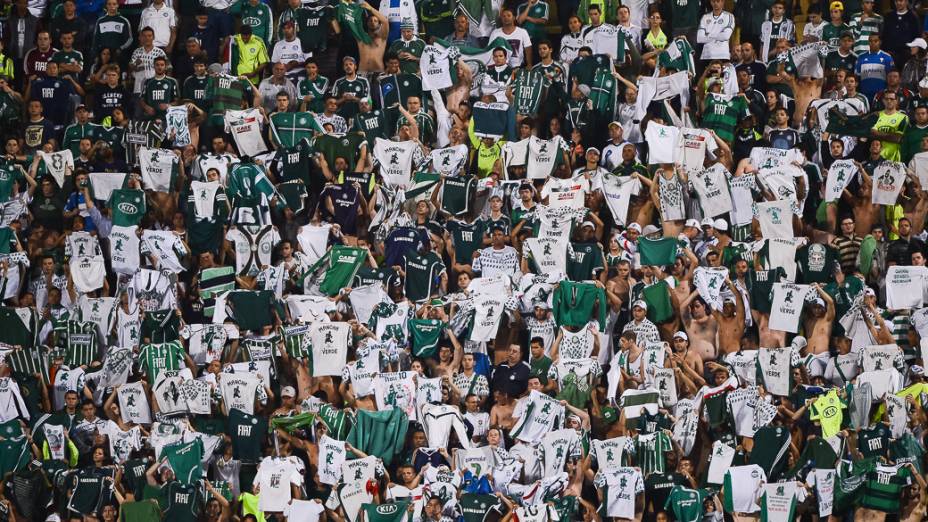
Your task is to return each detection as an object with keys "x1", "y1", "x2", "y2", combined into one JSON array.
[
  {"x1": 233, "y1": 0, "x2": 274, "y2": 46},
  {"x1": 270, "y1": 20, "x2": 306, "y2": 83},
  {"x1": 230, "y1": 24, "x2": 269, "y2": 84},
  {"x1": 257, "y1": 62, "x2": 298, "y2": 115},
  {"x1": 49, "y1": 0, "x2": 89, "y2": 55},
  {"x1": 696, "y1": 0, "x2": 734, "y2": 63},
  {"x1": 128, "y1": 26, "x2": 166, "y2": 101},
  {"x1": 24, "y1": 29, "x2": 57, "y2": 79},
  {"x1": 488, "y1": 8, "x2": 532, "y2": 67},
  {"x1": 25, "y1": 61, "x2": 82, "y2": 130},
  {"x1": 855, "y1": 33, "x2": 894, "y2": 100},
  {"x1": 881, "y1": 0, "x2": 919, "y2": 68},
  {"x1": 91, "y1": 0, "x2": 133, "y2": 58},
  {"x1": 388, "y1": 18, "x2": 426, "y2": 74},
  {"x1": 516, "y1": 0, "x2": 548, "y2": 47},
  {"x1": 139, "y1": 0, "x2": 177, "y2": 53},
  {"x1": 189, "y1": 9, "x2": 220, "y2": 63},
  {"x1": 6, "y1": 0, "x2": 39, "y2": 87}
]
